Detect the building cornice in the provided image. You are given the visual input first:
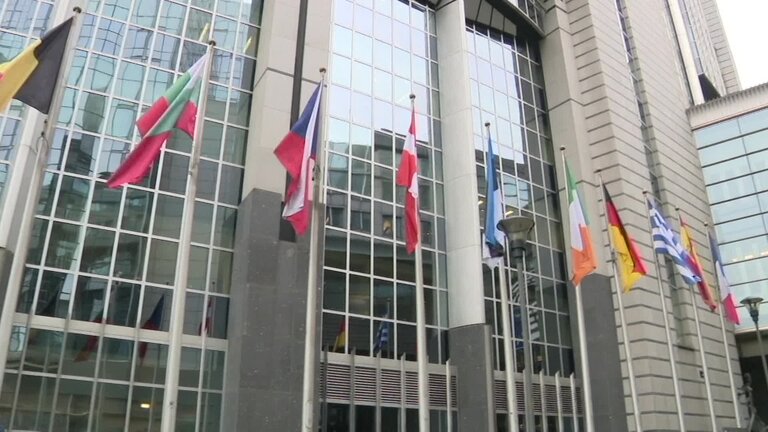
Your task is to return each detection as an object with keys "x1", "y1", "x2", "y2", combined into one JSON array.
[{"x1": 687, "y1": 82, "x2": 768, "y2": 129}]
